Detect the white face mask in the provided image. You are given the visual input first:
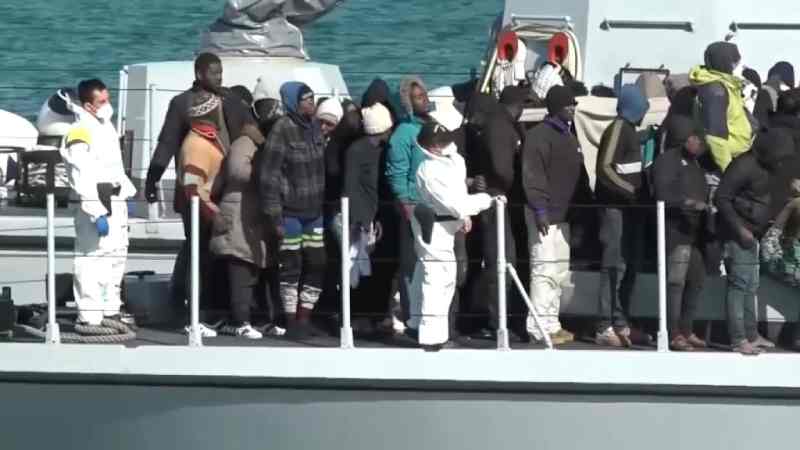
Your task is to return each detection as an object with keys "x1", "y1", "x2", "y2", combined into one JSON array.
[
  {"x1": 440, "y1": 143, "x2": 457, "y2": 156},
  {"x1": 95, "y1": 103, "x2": 114, "y2": 122}
]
